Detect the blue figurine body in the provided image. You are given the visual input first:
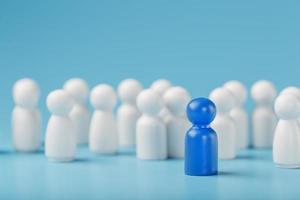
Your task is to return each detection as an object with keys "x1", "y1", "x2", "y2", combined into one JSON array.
[{"x1": 185, "y1": 98, "x2": 218, "y2": 176}]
